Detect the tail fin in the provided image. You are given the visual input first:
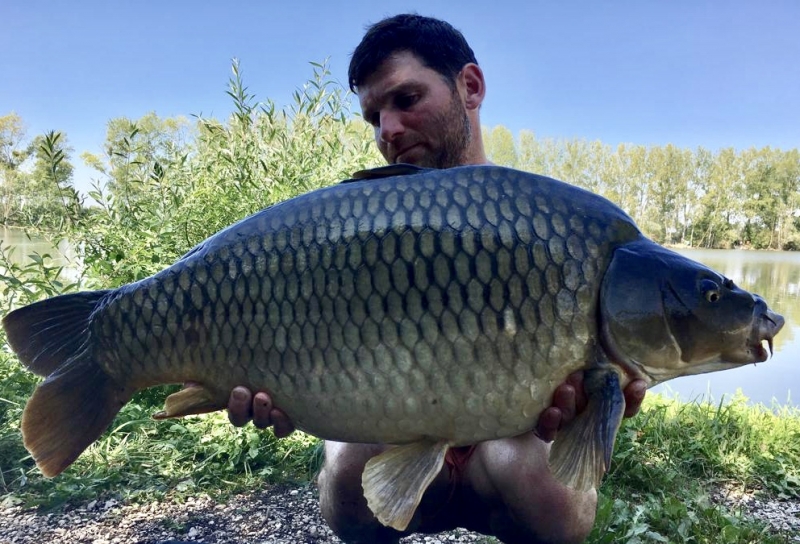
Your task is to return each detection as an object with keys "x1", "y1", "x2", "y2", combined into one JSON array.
[
  {"x1": 3, "y1": 291, "x2": 134, "y2": 477},
  {"x1": 3, "y1": 290, "x2": 111, "y2": 375}
]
